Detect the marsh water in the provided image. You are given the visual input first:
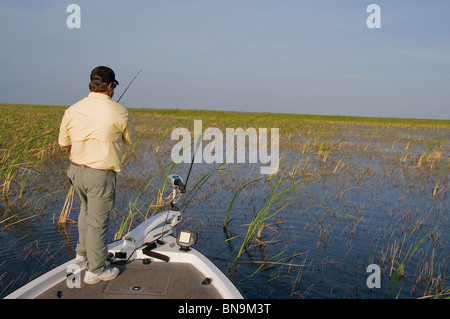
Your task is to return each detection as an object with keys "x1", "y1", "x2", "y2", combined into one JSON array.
[{"x1": 1, "y1": 121, "x2": 449, "y2": 299}]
